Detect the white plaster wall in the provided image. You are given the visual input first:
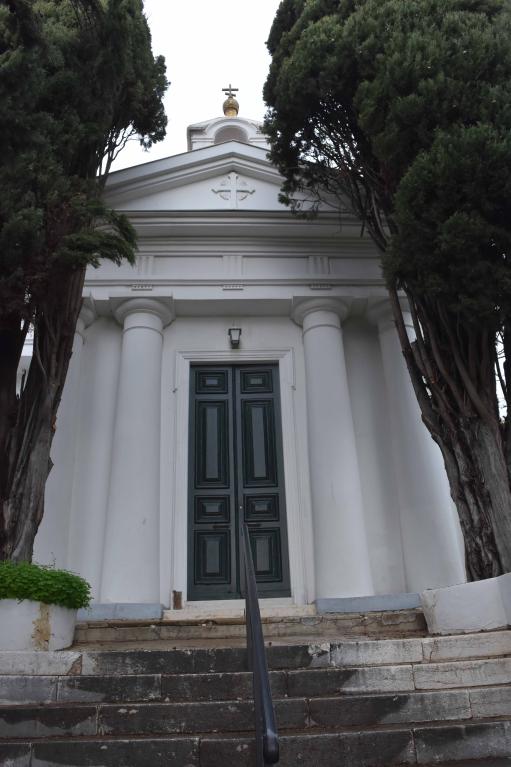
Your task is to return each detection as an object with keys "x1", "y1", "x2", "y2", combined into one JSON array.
[
  {"x1": 35, "y1": 332, "x2": 84, "y2": 568},
  {"x1": 343, "y1": 318, "x2": 407, "y2": 594},
  {"x1": 67, "y1": 318, "x2": 122, "y2": 599},
  {"x1": 159, "y1": 315, "x2": 315, "y2": 608}
]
